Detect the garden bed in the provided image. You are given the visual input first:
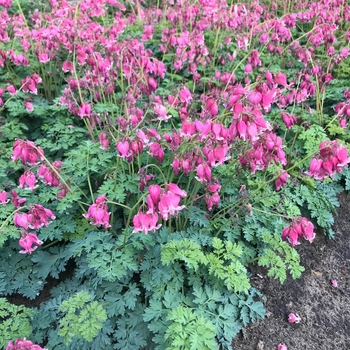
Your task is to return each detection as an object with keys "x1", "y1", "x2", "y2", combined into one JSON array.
[
  {"x1": 1, "y1": 0, "x2": 350, "y2": 349},
  {"x1": 232, "y1": 192, "x2": 350, "y2": 350}
]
